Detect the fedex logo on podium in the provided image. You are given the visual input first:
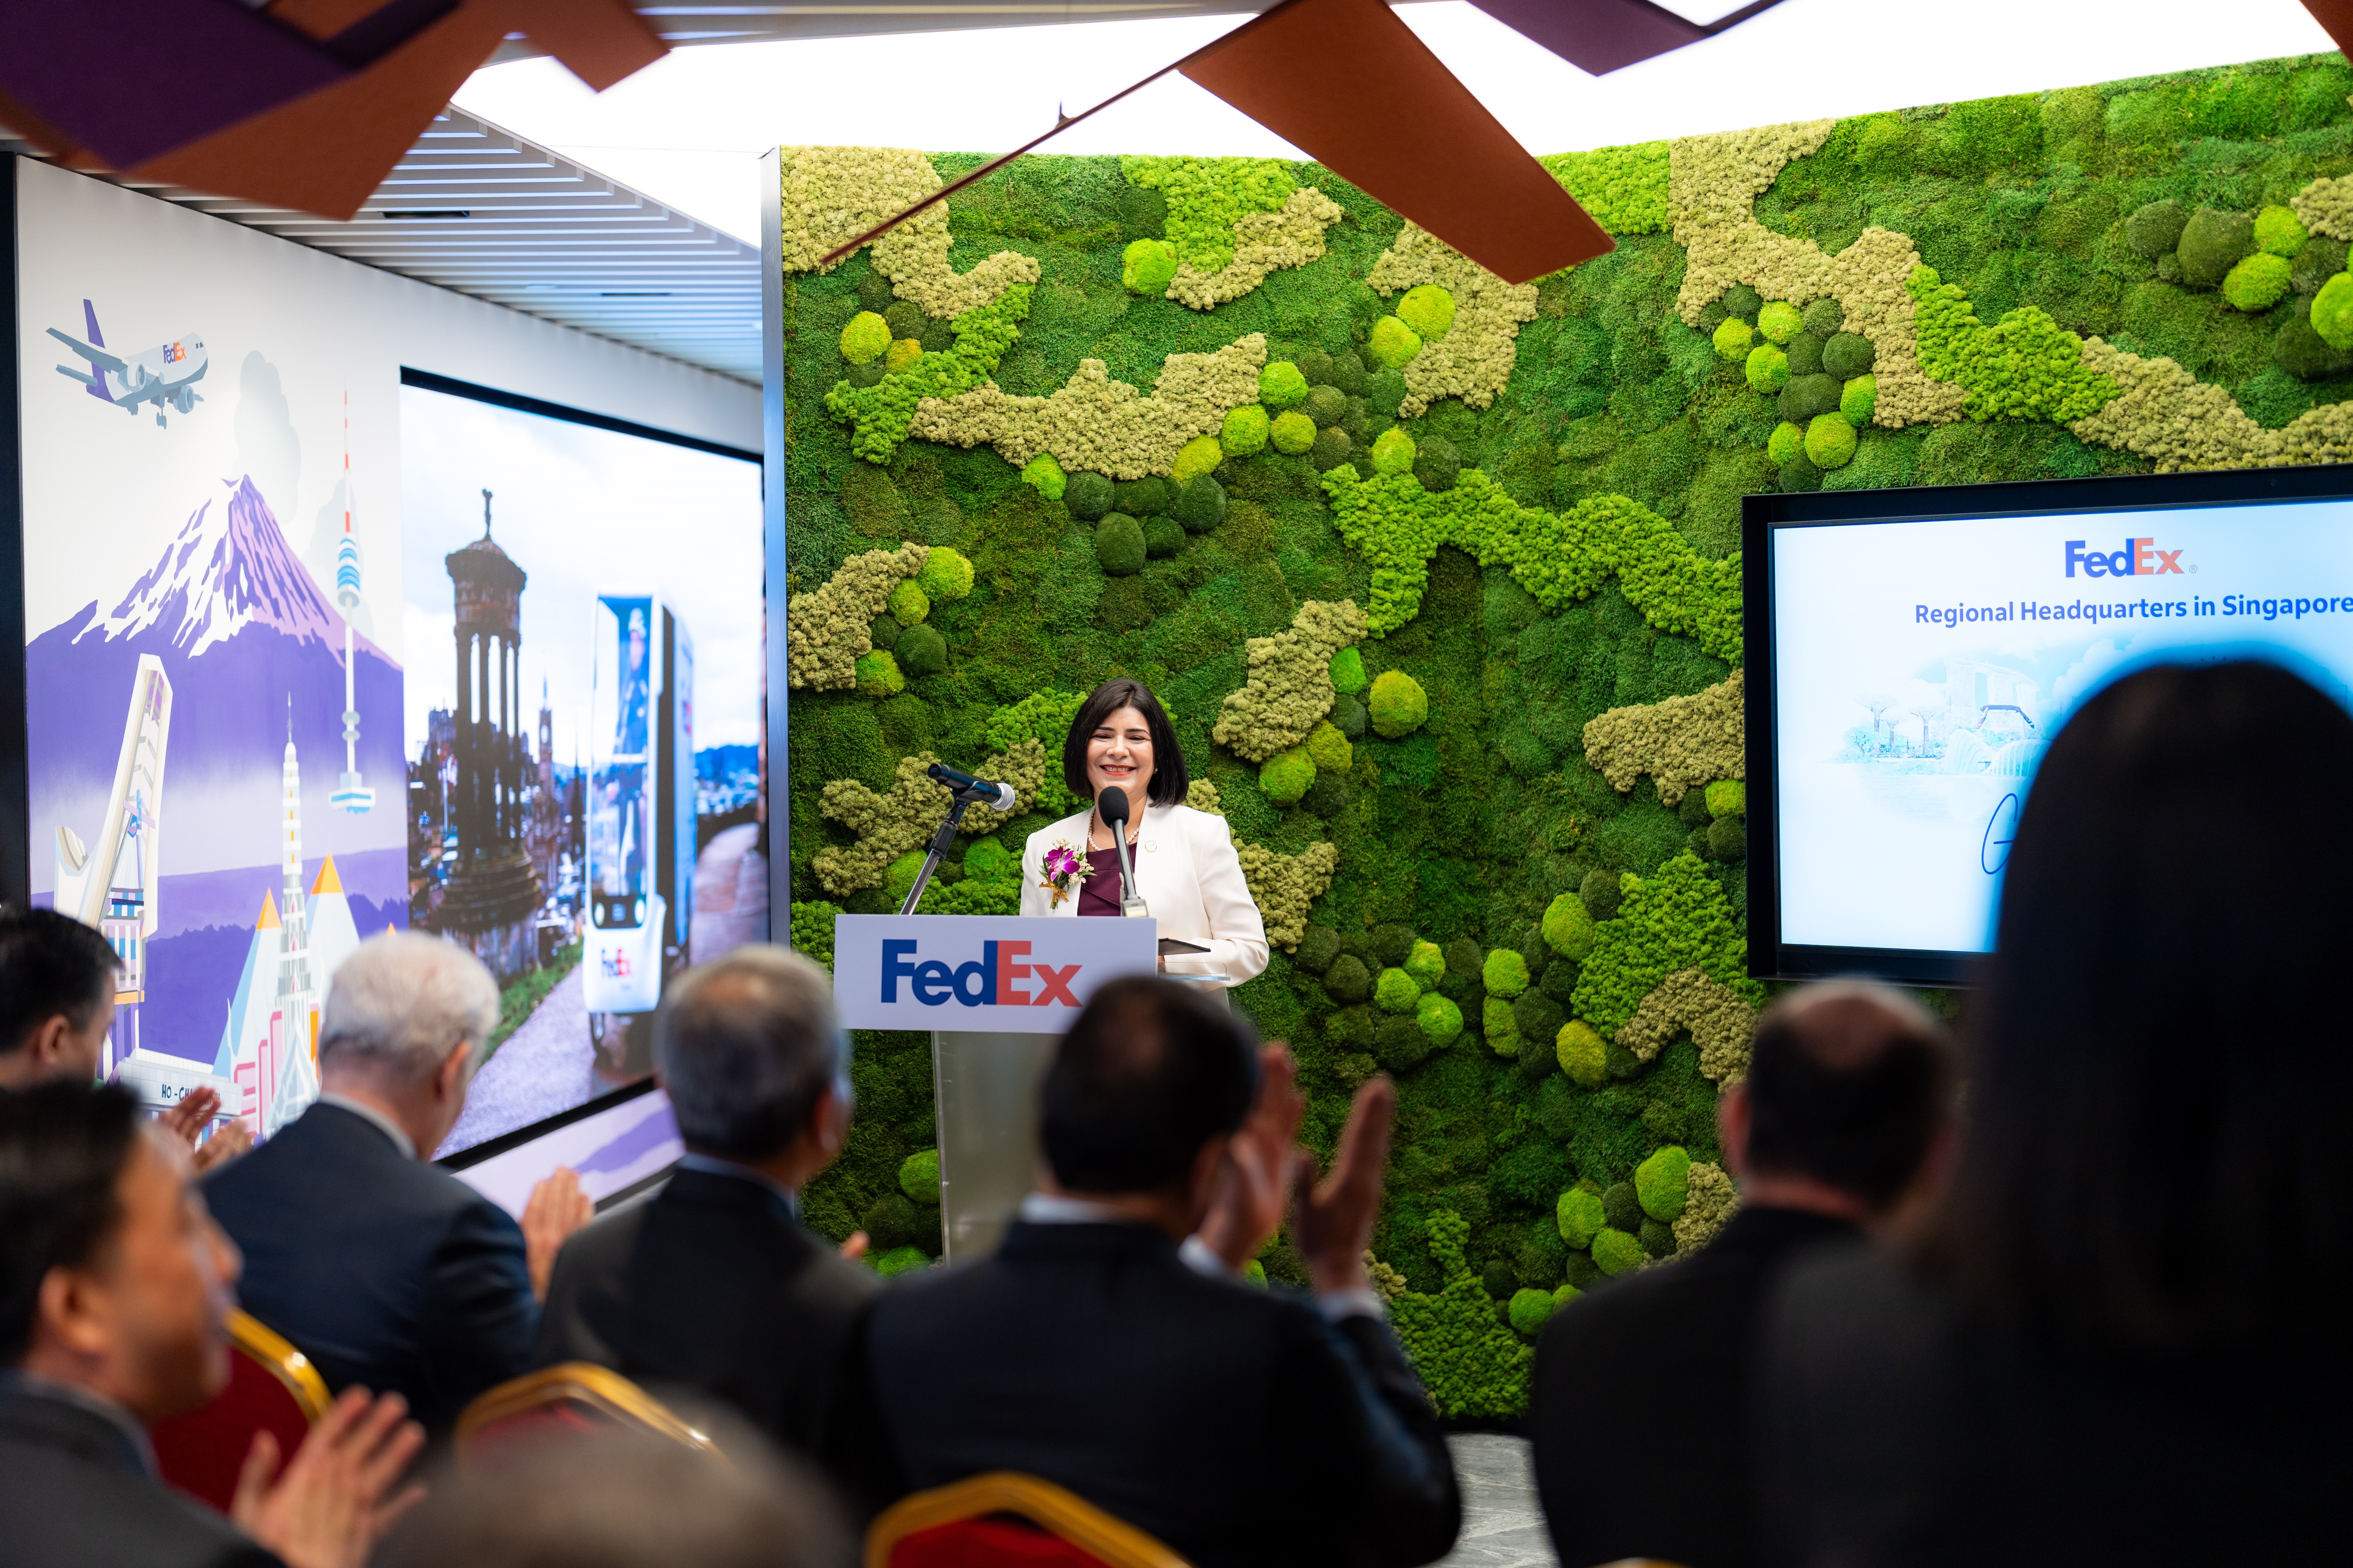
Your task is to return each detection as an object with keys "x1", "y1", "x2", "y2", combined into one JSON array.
[
  {"x1": 2064, "y1": 538, "x2": 2185, "y2": 578},
  {"x1": 881, "y1": 939, "x2": 1082, "y2": 1008}
]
